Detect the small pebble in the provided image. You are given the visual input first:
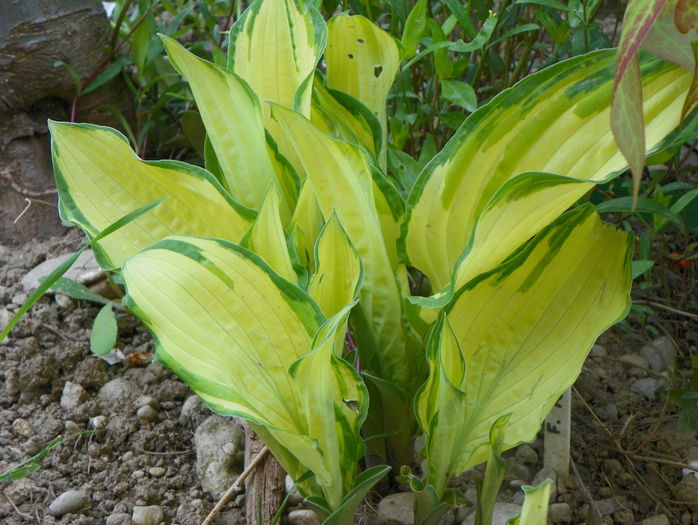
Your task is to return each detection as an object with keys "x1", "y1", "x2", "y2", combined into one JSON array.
[
  {"x1": 132, "y1": 504, "x2": 165, "y2": 525},
  {"x1": 106, "y1": 513, "x2": 132, "y2": 525},
  {"x1": 619, "y1": 353, "x2": 649, "y2": 370},
  {"x1": 288, "y1": 508, "x2": 321, "y2": 525},
  {"x1": 630, "y1": 378, "x2": 662, "y2": 400},
  {"x1": 88, "y1": 442, "x2": 101, "y2": 458},
  {"x1": 149, "y1": 467, "x2": 166, "y2": 478},
  {"x1": 90, "y1": 415, "x2": 107, "y2": 429},
  {"x1": 640, "y1": 336, "x2": 676, "y2": 372},
  {"x1": 548, "y1": 502, "x2": 571, "y2": 523},
  {"x1": 515, "y1": 444, "x2": 539, "y2": 465},
  {"x1": 12, "y1": 292, "x2": 28, "y2": 305},
  {"x1": 61, "y1": 381, "x2": 89, "y2": 410},
  {"x1": 137, "y1": 405, "x2": 158, "y2": 423},
  {"x1": 285, "y1": 474, "x2": 303, "y2": 505},
  {"x1": 12, "y1": 418, "x2": 36, "y2": 438},
  {"x1": 64, "y1": 420, "x2": 80, "y2": 434},
  {"x1": 55, "y1": 294, "x2": 71, "y2": 308},
  {"x1": 47, "y1": 489, "x2": 90, "y2": 517},
  {"x1": 135, "y1": 395, "x2": 160, "y2": 411},
  {"x1": 23, "y1": 436, "x2": 43, "y2": 456}
]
